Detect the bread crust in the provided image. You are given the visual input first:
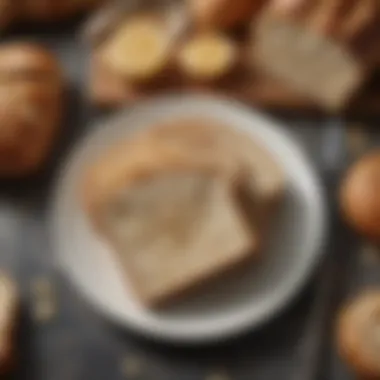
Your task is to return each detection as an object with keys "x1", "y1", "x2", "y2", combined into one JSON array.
[
  {"x1": 340, "y1": 150, "x2": 380, "y2": 241},
  {"x1": 0, "y1": 43, "x2": 63, "y2": 177},
  {"x1": 82, "y1": 132, "x2": 234, "y2": 229}
]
